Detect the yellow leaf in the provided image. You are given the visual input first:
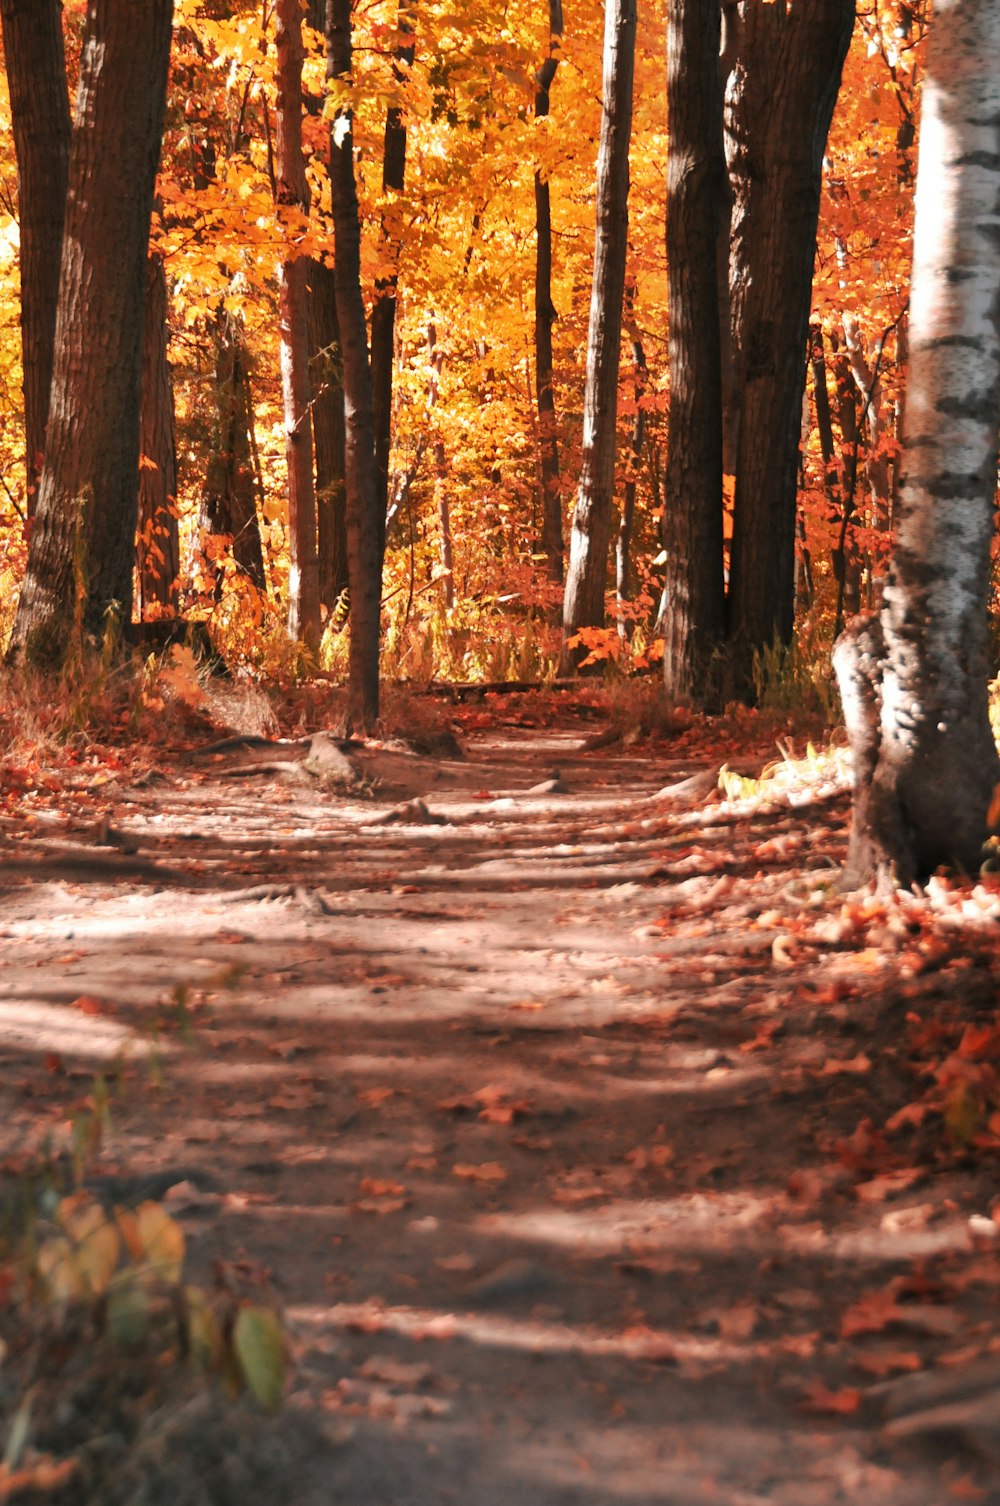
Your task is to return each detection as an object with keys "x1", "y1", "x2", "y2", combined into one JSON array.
[
  {"x1": 36, "y1": 1237, "x2": 85, "y2": 1303},
  {"x1": 134, "y1": 1202, "x2": 185, "y2": 1283}
]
